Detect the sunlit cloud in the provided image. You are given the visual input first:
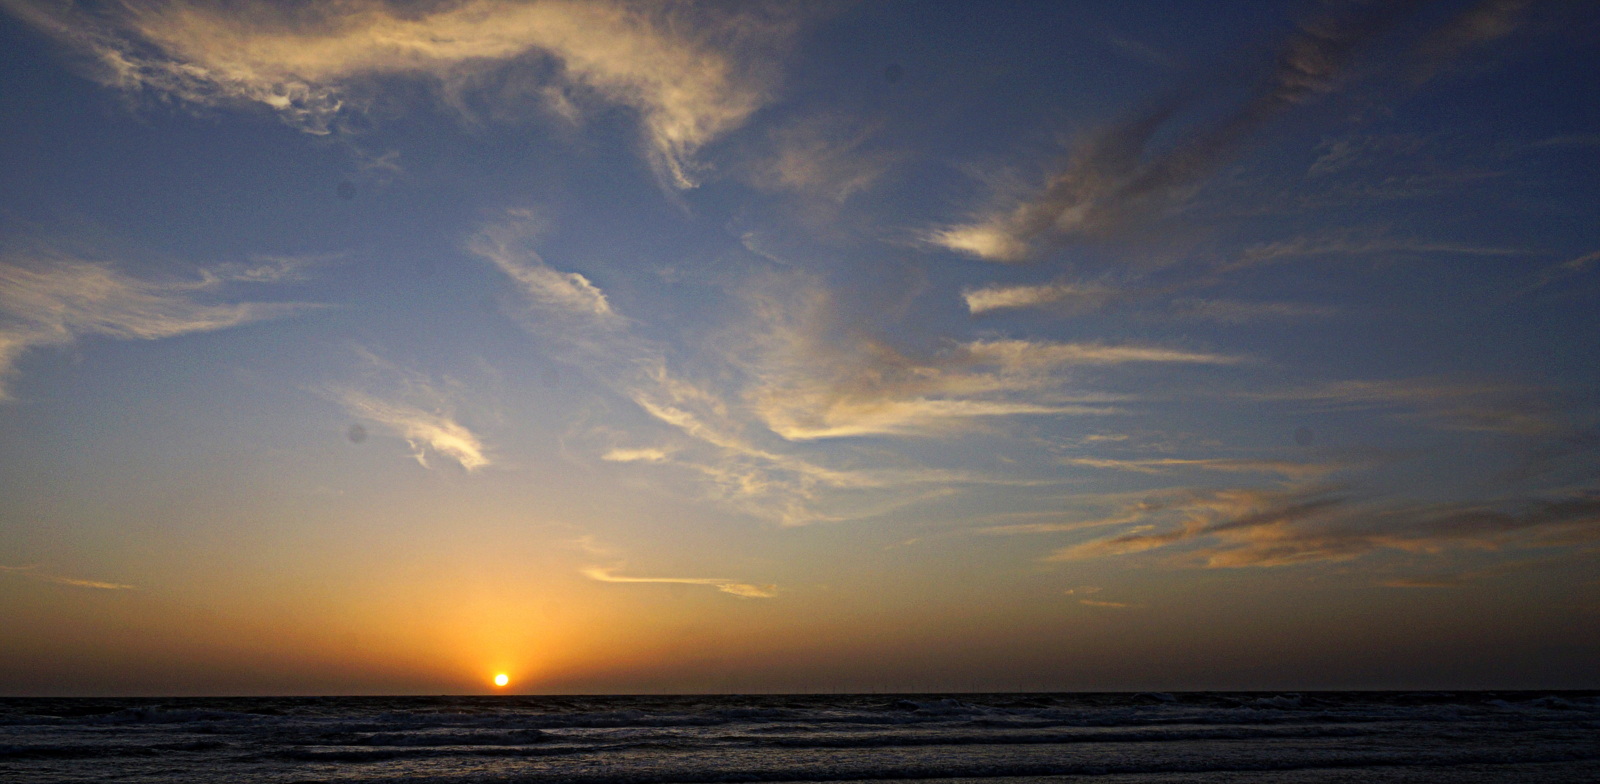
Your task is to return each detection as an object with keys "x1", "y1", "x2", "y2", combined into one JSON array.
[
  {"x1": 0, "y1": 564, "x2": 135, "y2": 590},
  {"x1": 747, "y1": 113, "x2": 900, "y2": 203},
  {"x1": 1050, "y1": 484, "x2": 1600, "y2": 569},
  {"x1": 963, "y1": 281, "x2": 1119, "y2": 315},
  {"x1": 744, "y1": 283, "x2": 1236, "y2": 440},
  {"x1": 0, "y1": 251, "x2": 314, "y2": 400},
  {"x1": 1061, "y1": 456, "x2": 1338, "y2": 480},
  {"x1": 582, "y1": 566, "x2": 776, "y2": 599},
  {"x1": 926, "y1": 2, "x2": 1522, "y2": 261},
  {"x1": 601, "y1": 446, "x2": 672, "y2": 463},
  {"x1": 3, "y1": 0, "x2": 798, "y2": 188},
  {"x1": 471, "y1": 213, "x2": 619, "y2": 323},
  {"x1": 328, "y1": 351, "x2": 490, "y2": 471},
  {"x1": 1529, "y1": 248, "x2": 1600, "y2": 290}
]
